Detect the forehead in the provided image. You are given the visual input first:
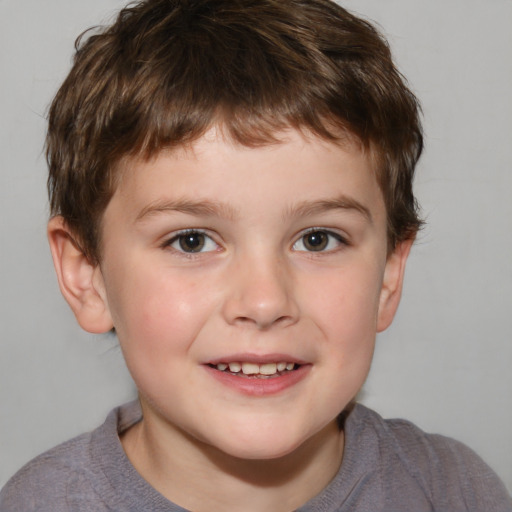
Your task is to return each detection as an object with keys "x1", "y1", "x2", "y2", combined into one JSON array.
[{"x1": 109, "y1": 128, "x2": 385, "y2": 226}]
